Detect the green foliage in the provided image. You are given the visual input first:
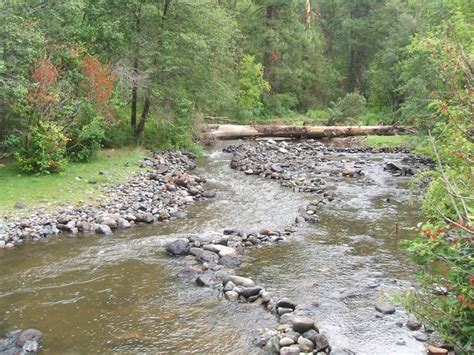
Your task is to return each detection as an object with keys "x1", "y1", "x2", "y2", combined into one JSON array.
[
  {"x1": 401, "y1": 2, "x2": 474, "y2": 351},
  {"x1": 327, "y1": 93, "x2": 366, "y2": 125},
  {"x1": 16, "y1": 121, "x2": 68, "y2": 174},
  {"x1": 67, "y1": 115, "x2": 106, "y2": 162},
  {"x1": 237, "y1": 54, "x2": 270, "y2": 117},
  {"x1": 401, "y1": 221, "x2": 474, "y2": 352}
]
